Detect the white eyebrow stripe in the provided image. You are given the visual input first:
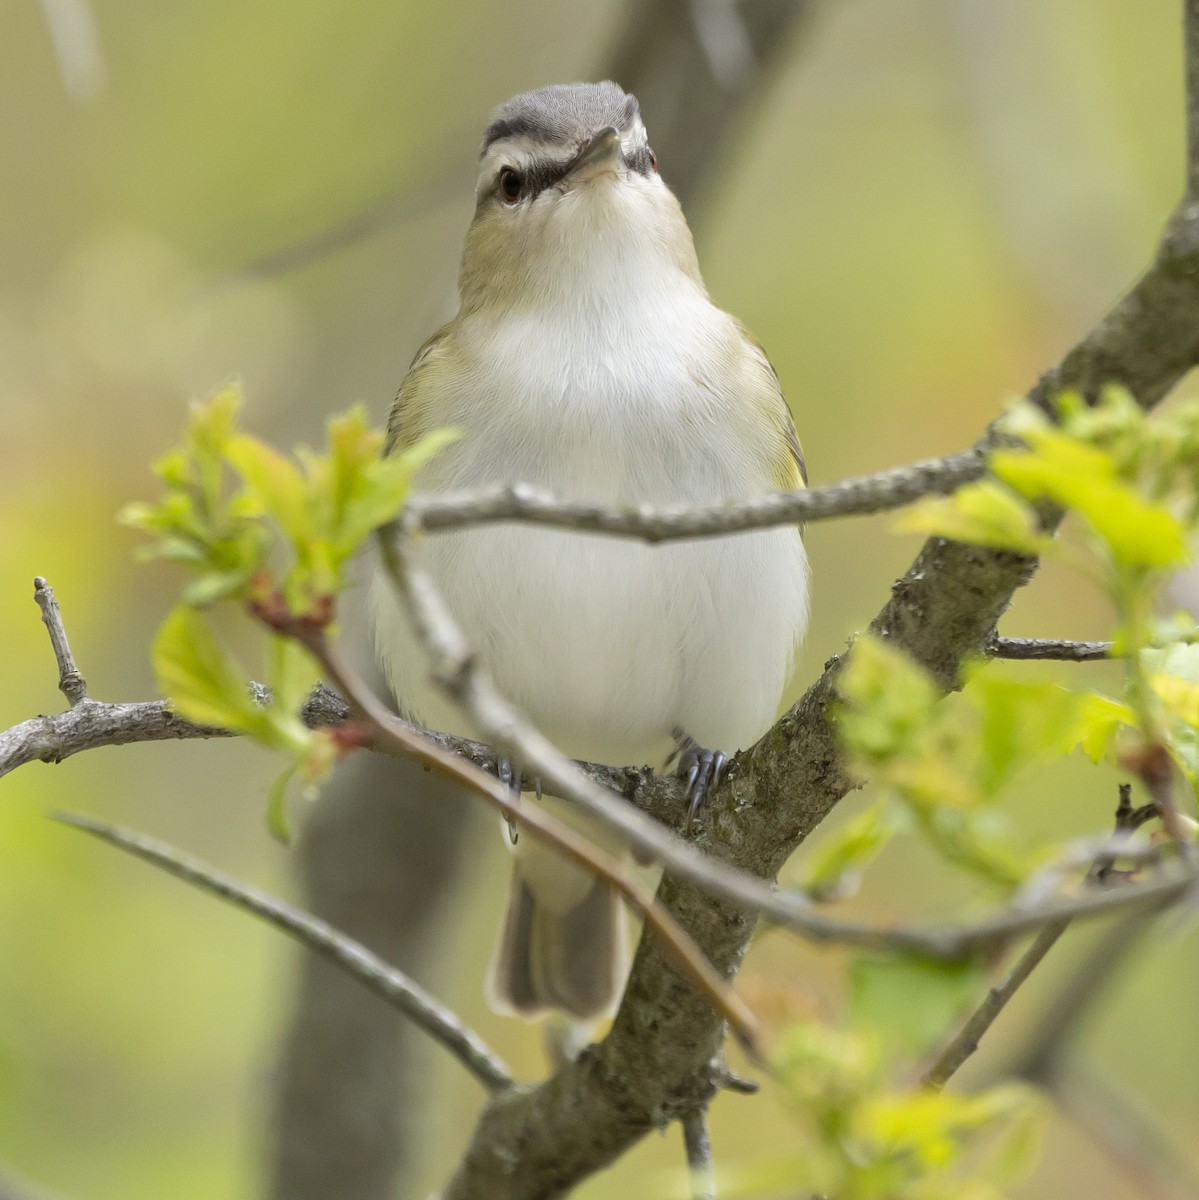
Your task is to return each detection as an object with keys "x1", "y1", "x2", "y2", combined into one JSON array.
[
  {"x1": 475, "y1": 141, "x2": 573, "y2": 196},
  {"x1": 622, "y1": 116, "x2": 648, "y2": 155},
  {"x1": 480, "y1": 138, "x2": 571, "y2": 173}
]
